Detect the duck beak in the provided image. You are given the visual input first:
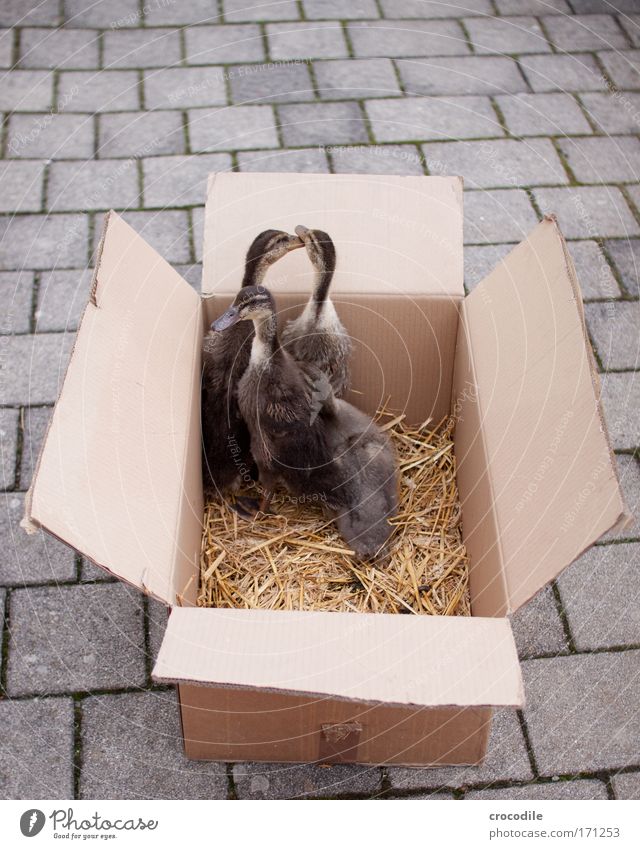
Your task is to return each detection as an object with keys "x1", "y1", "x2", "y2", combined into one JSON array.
[
  {"x1": 211, "y1": 306, "x2": 240, "y2": 331},
  {"x1": 294, "y1": 224, "x2": 310, "y2": 241},
  {"x1": 287, "y1": 233, "x2": 305, "y2": 250}
]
